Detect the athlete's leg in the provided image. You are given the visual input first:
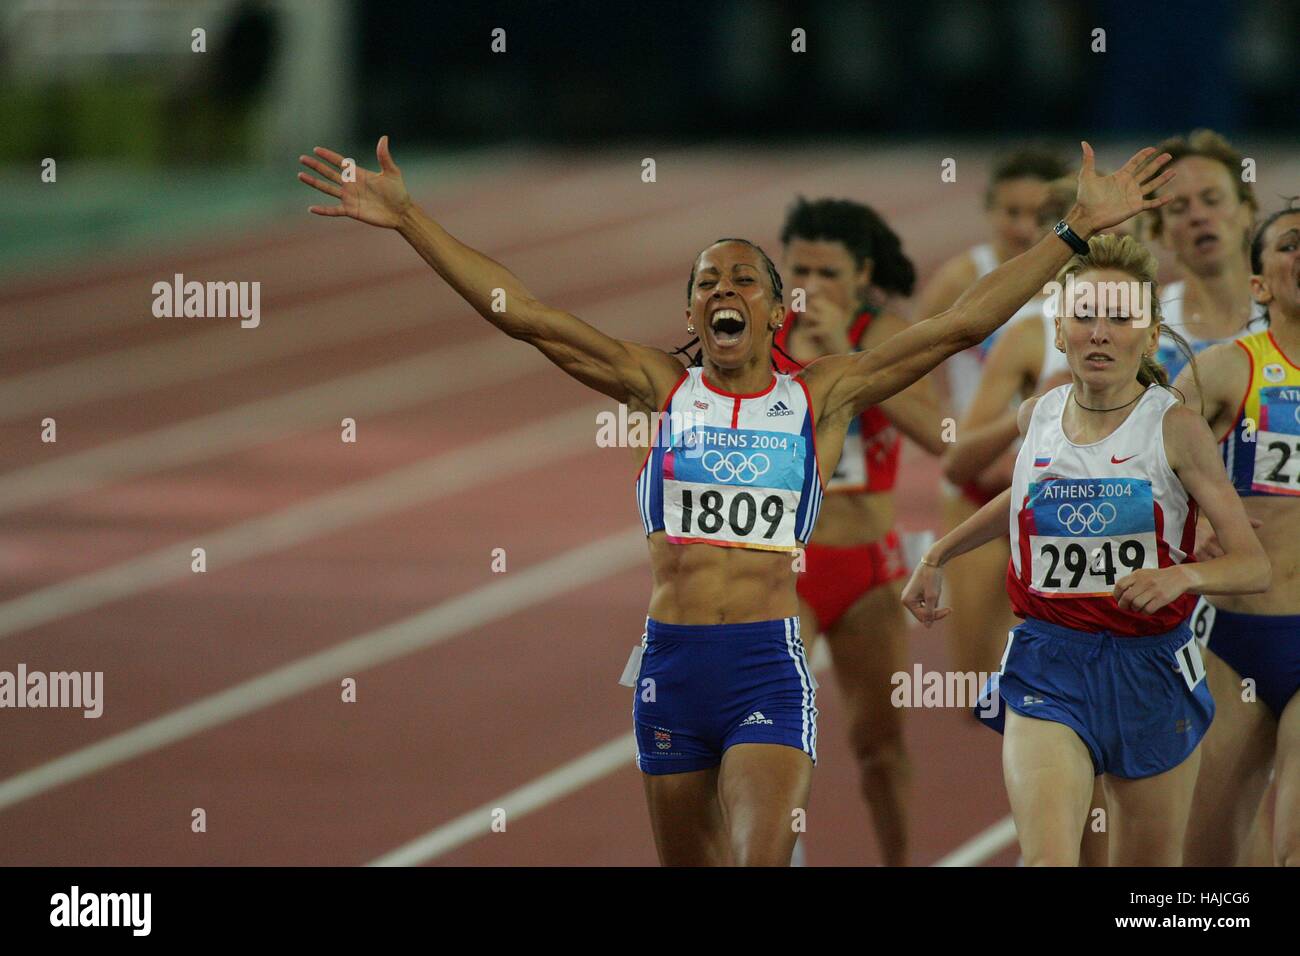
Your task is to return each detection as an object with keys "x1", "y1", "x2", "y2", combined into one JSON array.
[
  {"x1": 1104, "y1": 746, "x2": 1202, "y2": 866},
  {"x1": 1241, "y1": 776, "x2": 1276, "y2": 866},
  {"x1": 1079, "y1": 777, "x2": 1110, "y2": 866},
  {"x1": 1273, "y1": 693, "x2": 1300, "y2": 866},
  {"x1": 942, "y1": 496, "x2": 1017, "y2": 677},
  {"x1": 641, "y1": 767, "x2": 730, "y2": 866},
  {"x1": 825, "y1": 579, "x2": 911, "y2": 866},
  {"x1": 1003, "y1": 710, "x2": 1095, "y2": 866},
  {"x1": 1184, "y1": 650, "x2": 1276, "y2": 865},
  {"x1": 717, "y1": 744, "x2": 813, "y2": 866}
]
